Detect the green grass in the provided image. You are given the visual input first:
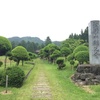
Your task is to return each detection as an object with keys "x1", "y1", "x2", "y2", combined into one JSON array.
[
  {"x1": 0, "y1": 57, "x2": 37, "y2": 100},
  {"x1": 40, "y1": 59, "x2": 100, "y2": 100},
  {"x1": 0, "y1": 58, "x2": 100, "y2": 100}
]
